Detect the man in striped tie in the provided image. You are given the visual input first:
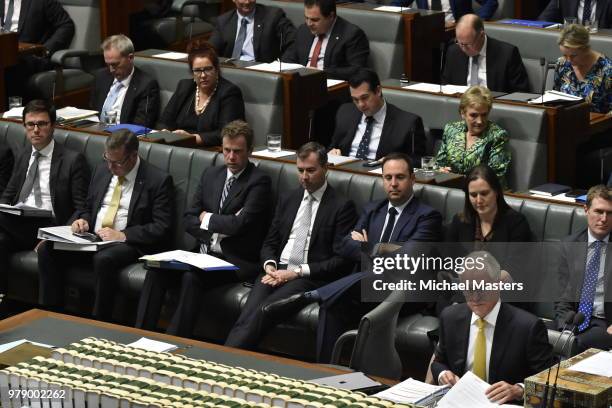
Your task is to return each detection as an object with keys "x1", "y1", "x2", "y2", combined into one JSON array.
[
  {"x1": 432, "y1": 251, "x2": 552, "y2": 404},
  {"x1": 38, "y1": 130, "x2": 174, "y2": 321},
  {"x1": 555, "y1": 185, "x2": 612, "y2": 352}
]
